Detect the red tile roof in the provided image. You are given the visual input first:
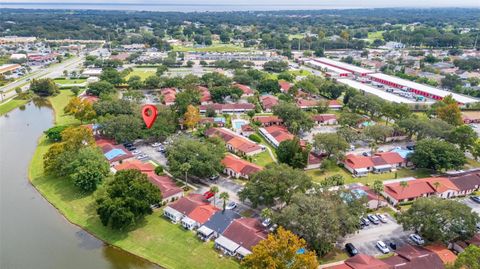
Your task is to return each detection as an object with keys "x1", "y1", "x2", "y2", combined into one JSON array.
[
  {"x1": 260, "y1": 95, "x2": 279, "y2": 110},
  {"x1": 425, "y1": 244, "x2": 457, "y2": 265},
  {"x1": 296, "y1": 98, "x2": 318, "y2": 108},
  {"x1": 205, "y1": 127, "x2": 262, "y2": 154},
  {"x1": 312, "y1": 114, "x2": 337, "y2": 122},
  {"x1": 169, "y1": 194, "x2": 209, "y2": 215},
  {"x1": 161, "y1": 88, "x2": 177, "y2": 104},
  {"x1": 384, "y1": 245, "x2": 444, "y2": 269},
  {"x1": 344, "y1": 254, "x2": 390, "y2": 269},
  {"x1": 344, "y1": 154, "x2": 374, "y2": 169},
  {"x1": 384, "y1": 180, "x2": 435, "y2": 201},
  {"x1": 329, "y1": 99, "x2": 342, "y2": 107},
  {"x1": 233, "y1": 83, "x2": 254, "y2": 95},
  {"x1": 222, "y1": 218, "x2": 268, "y2": 251},
  {"x1": 222, "y1": 154, "x2": 262, "y2": 176},
  {"x1": 419, "y1": 177, "x2": 459, "y2": 193},
  {"x1": 114, "y1": 160, "x2": 155, "y2": 173},
  {"x1": 199, "y1": 103, "x2": 255, "y2": 112},
  {"x1": 187, "y1": 204, "x2": 219, "y2": 224},
  {"x1": 253, "y1": 115, "x2": 283, "y2": 125},
  {"x1": 146, "y1": 172, "x2": 183, "y2": 199},
  {"x1": 374, "y1": 152, "x2": 404, "y2": 165},
  {"x1": 197, "y1": 86, "x2": 212, "y2": 103},
  {"x1": 278, "y1": 80, "x2": 292, "y2": 92},
  {"x1": 264, "y1": 125, "x2": 295, "y2": 144}
]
